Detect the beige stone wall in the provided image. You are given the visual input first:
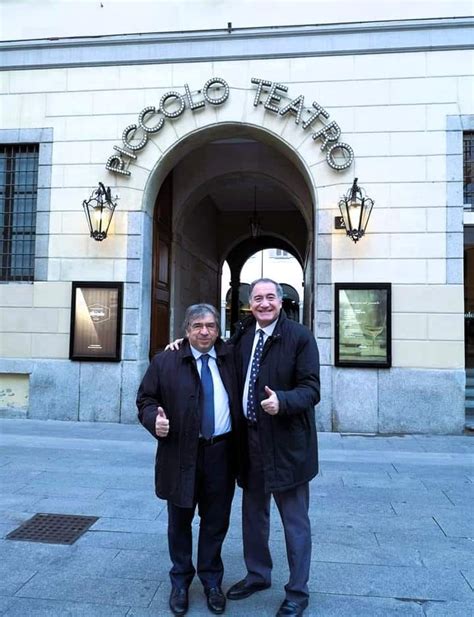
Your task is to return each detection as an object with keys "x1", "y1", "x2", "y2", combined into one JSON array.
[
  {"x1": 0, "y1": 283, "x2": 71, "y2": 359},
  {"x1": 0, "y1": 45, "x2": 472, "y2": 370}
]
